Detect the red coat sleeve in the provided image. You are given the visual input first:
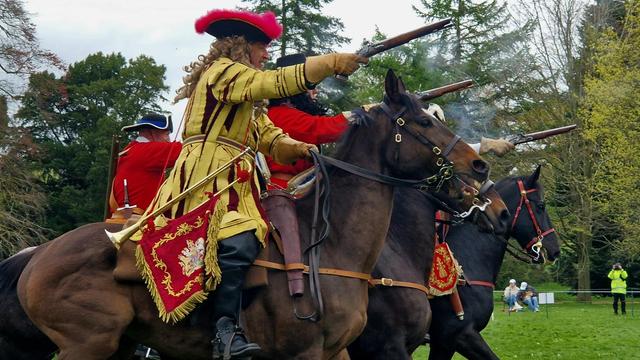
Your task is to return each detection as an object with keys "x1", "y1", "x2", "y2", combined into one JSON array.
[
  {"x1": 267, "y1": 105, "x2": 348, "y2": 144},
  {"x1": 140, "y1": 142, "x2": 183, "y2": 170}
]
